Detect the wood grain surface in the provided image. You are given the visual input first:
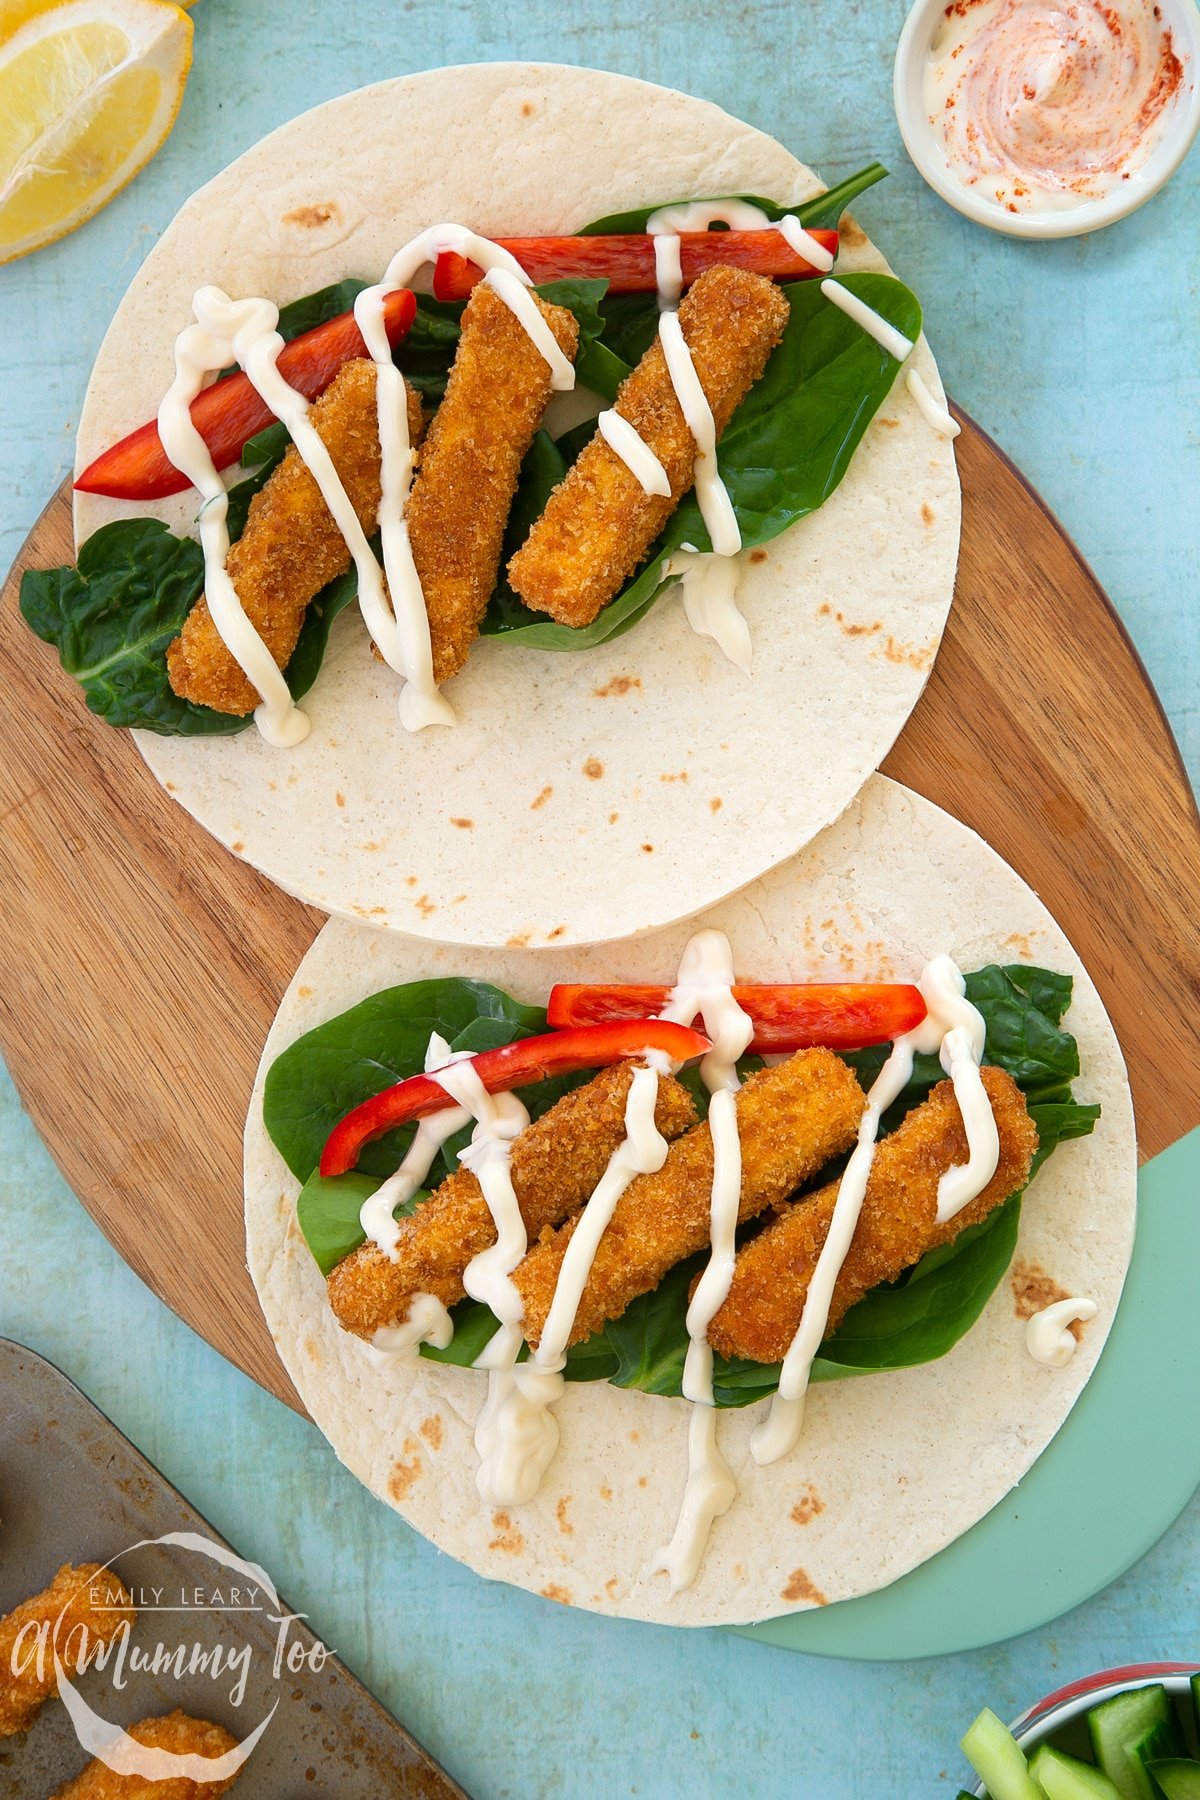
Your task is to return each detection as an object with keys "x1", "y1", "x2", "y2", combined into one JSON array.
[{"x1": 2, "y1": 409, "x2": 1198, "y2": 1413}]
